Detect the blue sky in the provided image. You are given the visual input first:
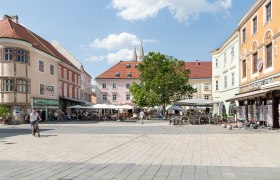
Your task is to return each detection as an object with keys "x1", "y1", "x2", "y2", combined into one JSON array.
[{"x1": 1, "y1": 0, "x2": 255, "y2": 82}]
